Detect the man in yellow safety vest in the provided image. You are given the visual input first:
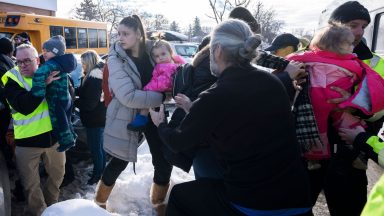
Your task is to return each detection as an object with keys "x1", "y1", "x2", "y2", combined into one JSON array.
[{"x1": 1, "y1": 44, "x2": 65, "y2": 216}]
